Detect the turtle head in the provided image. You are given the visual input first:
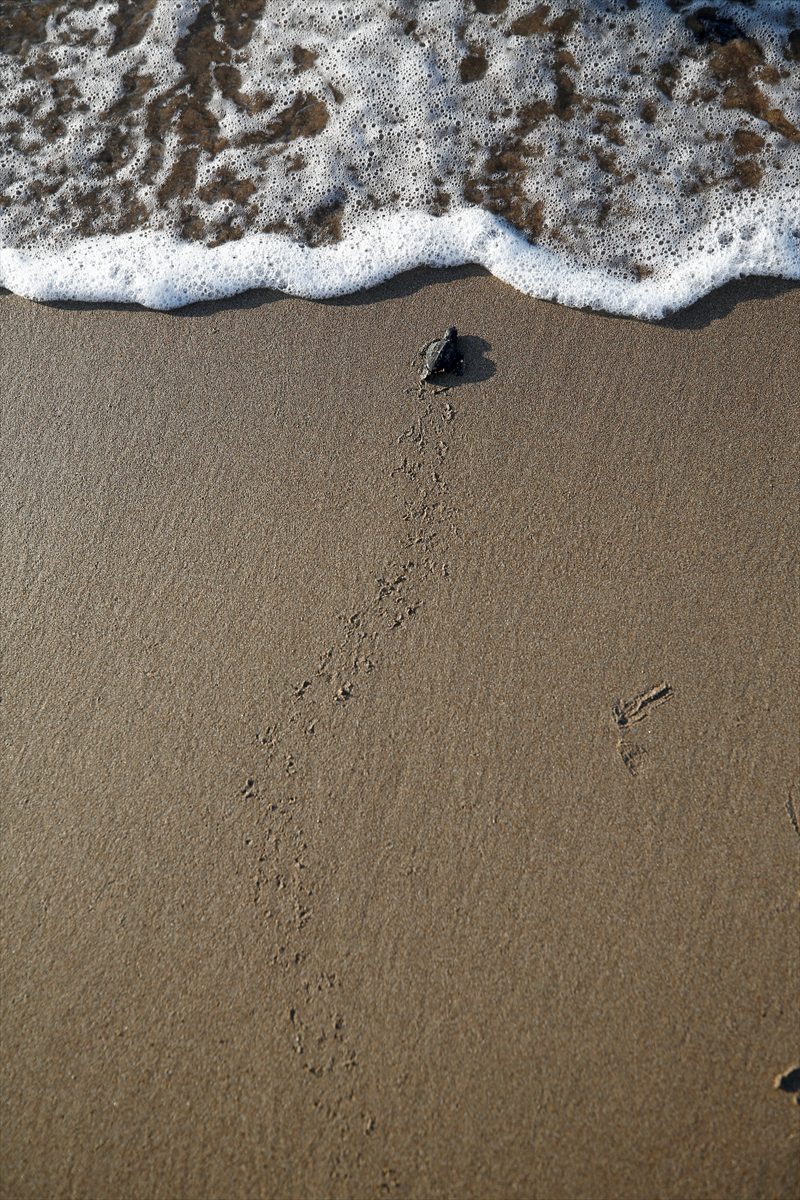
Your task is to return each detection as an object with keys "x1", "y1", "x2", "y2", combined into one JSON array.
[{"x1": 445, "y1": 326, "x2": 457, "y2": 341}]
